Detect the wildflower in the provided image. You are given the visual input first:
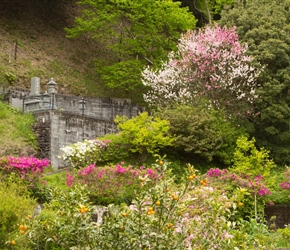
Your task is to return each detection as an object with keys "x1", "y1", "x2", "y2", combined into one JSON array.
[
  {"x1": 80, "y1": 205, "x2": 88, "y2": 214},
  {"x1": 200, "y1": 180, "x2": 207, "y2": 186},
  {"x1": 147, "y1": 210, "x2": 155, "y2": 215},
  {"x1": 11, "y1": 240, "x2": 16, "y2": 245},
  {"x1": 156, "y1": 201, "x2": 161, "y2": 206},
  {"x1": 189, "y1": 174, "x2": 196, "y2": 180},
  {"x1": 238, "y1": 202, "x2": 243, "y2": 207},
  {"x1": 171, "y1": 193, "x2": 178, "y2": 201},
  {"x1": 257, "y1": 187, "x2": 271, "y2": 196},
  {"x1": 121, "y1": 212, "x2": 127, "y2": 217},
  {"x1": 19, "y1": 225, "x2": 27, "y2": 231},
  {"x1": 224, "y1": 232, "x2": 234, "y2": 239},
  {"x1": 147, "y1": 168, "x2": 155, "y2": 178},
  {"x1": 159, "y1": 160, "x2": 164, "y2": 165}
]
